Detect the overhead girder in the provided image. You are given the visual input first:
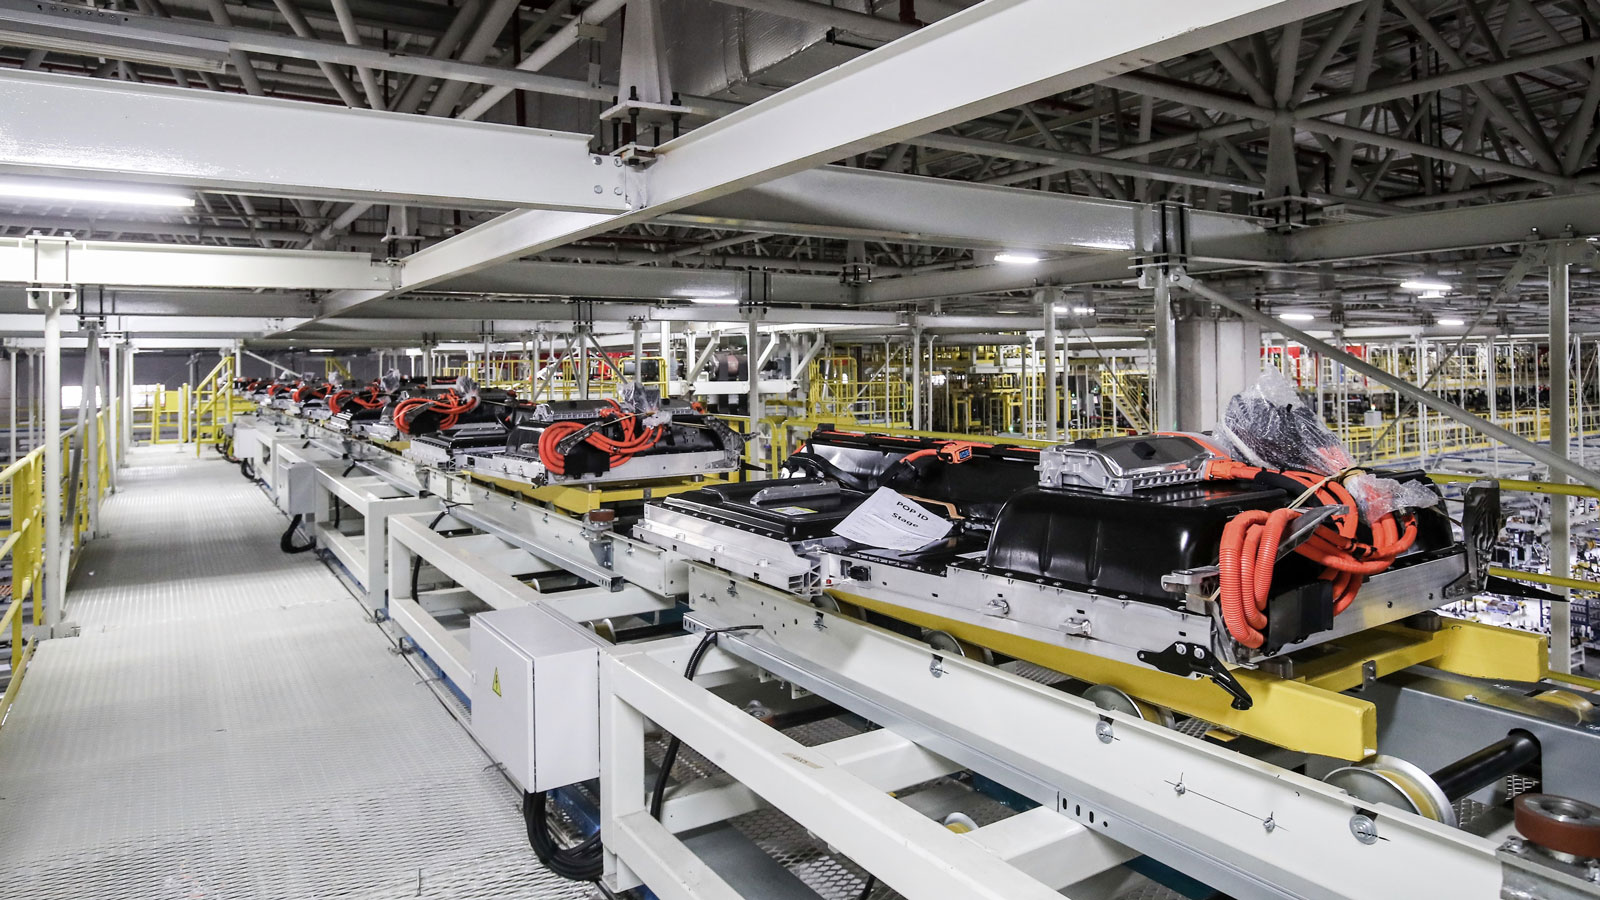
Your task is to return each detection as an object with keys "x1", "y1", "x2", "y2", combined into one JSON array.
[{"x1": 292, "y1": 0, "x2": 1358, "y2": 333}]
